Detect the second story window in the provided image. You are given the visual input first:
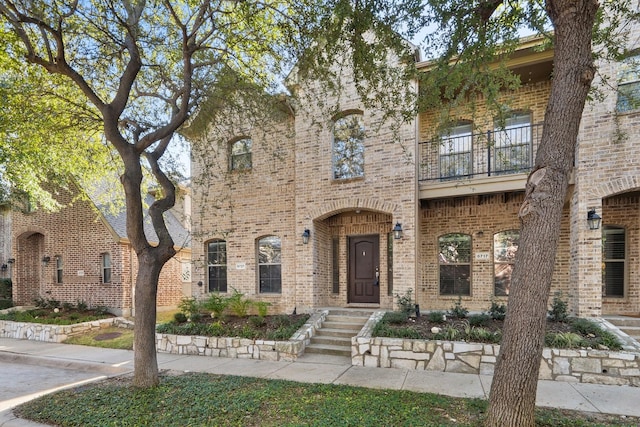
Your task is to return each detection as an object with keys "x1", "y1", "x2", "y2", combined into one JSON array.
[
  {"x1": 101, "y1": 253, "x2": 112, "y2": 284},
  {"x1": 439, "y1": 122, "x2": 472, "y2": 180},
  {"x1": 230, "y1": 138, "x2": 252, "y2": 171},
  {"x1": 617, "y1": 55, "x2": 640, "y2": 113},
  {"x1": 333, "y1": 114, "x2": 365, "y2": 180},
  {"x1": 493, "y1": 112, "x2": 532, "y2": 174},
  {"x1": 207, "y1": 240, "x2": 227, "y2": 293},
  {"x1": 438, "y1": 233, "x2": 471, "y2": 296}
]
